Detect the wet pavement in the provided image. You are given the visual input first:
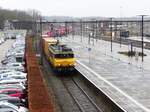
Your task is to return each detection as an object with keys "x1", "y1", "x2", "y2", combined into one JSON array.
[{"x1": 60, "y1": 35, "x2": 150, "y2": 112}]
